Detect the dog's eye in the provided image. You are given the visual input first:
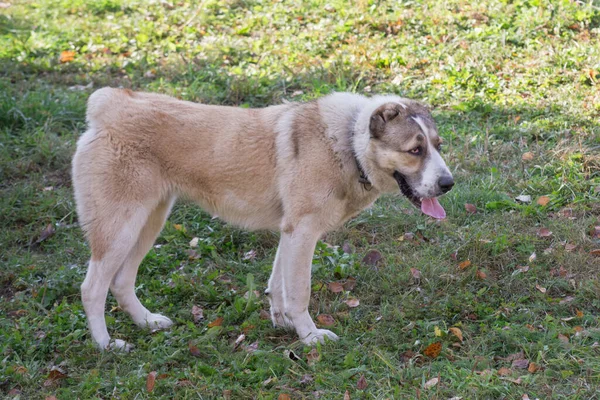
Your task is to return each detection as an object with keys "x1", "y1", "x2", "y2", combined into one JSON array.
[{"x1": 409, "y1": 147, "x2": 422, "y2": 155}]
